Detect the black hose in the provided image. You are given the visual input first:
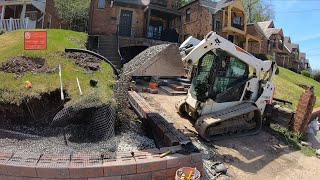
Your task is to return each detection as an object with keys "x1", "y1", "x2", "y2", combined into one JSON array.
[{"x1": 65, "y1": 48, "x2": 120, "y2": 77}]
